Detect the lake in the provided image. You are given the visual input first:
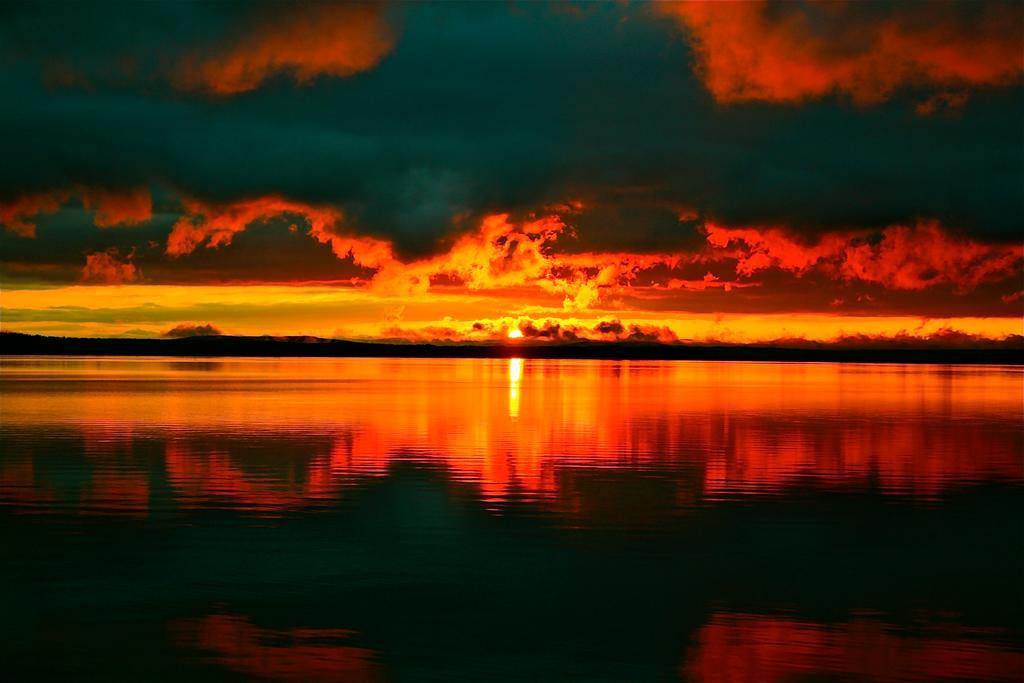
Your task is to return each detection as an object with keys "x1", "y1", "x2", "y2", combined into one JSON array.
[{"x1": 1, "y1": 356, "x2": 1021, "y2": 681}]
